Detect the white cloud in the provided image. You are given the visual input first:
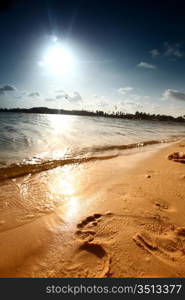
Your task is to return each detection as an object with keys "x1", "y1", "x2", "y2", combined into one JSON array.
[
  {"x1": 55, "y1": 90, "x2": 67, "y2": 100},
  {"x1": 150, "y1": 49, "x2": 160, "y2": 57},
  {"x1": 137, "y1": 61, "x2": 156, "y2": 69},
  {"x1": 56, "y1": 94, "x2": 65, "y2": 100},
  {"x1": 14, "y1": 95, "x2": 22, "y2": 99},
  {"x1": 164, "y1": 42, "x2": 184, "y2": 58},
  {"x1": 150, "y1": 43, "x2": 184, "y2": 59},
  {"x1": 55, "y1": 91, "x2": 82, "y2": 102},
  {"x1": 118, "y1": 91, "x2": 152, "y2": 114},
  {"x1": 97, "y1": 96, "x2": 109, "y2": 107},
  {"x1": 124, "y1": 101, "x2": 143, "y2": 108},
  {"x1": 55, "y1": 89, "x2": 65, "y2": 93},
  {"x1": 67, "y1": 91, "x2": 82, "y2": 102},
  {"x1": 118, "y1": 87, "x2": 133, "y2": 95},
  {"x1": 45, "y1": 98, "x2": 55, "y2": 102},
  {"x1": 84, "y1": 95, "x2": 110, "y2": 111},
  {"x1": 162, "y1": 89, "x2": 185, "y2": 101}
]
